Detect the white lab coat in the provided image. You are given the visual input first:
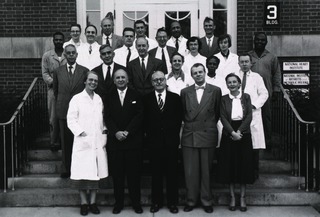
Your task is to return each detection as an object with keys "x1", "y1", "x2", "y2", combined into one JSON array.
[
  {"x1": 215, "y1": 51, "x2": 240, "y2": 79},
  {"x1": 67, "y1": 90, "x2": 108, "y2": 180},
  {"x1": 240, "y1": 70, "x2": 269, "y2": 149}
]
